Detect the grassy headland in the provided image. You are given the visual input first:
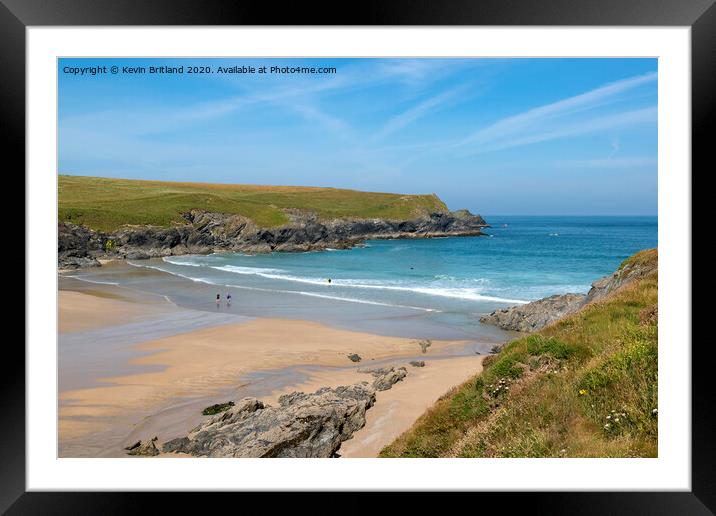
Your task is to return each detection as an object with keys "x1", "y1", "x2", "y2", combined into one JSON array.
[
  {"x1": 58, "y1": 175, "x2": 449, "y2": 232},
  {"x1": 381, "y1": 249, "x2": 658, "y2": 458}
]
